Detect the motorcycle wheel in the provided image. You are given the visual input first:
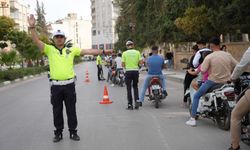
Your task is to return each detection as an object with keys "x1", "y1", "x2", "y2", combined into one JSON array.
[
  {"x1": 215, "y1": 100, "x2": 231, "y2": 131},
  {"x1": 120, "y1": 79, "x2": 124, "y2": 87},
  {"x1": 155, "y1": 95, "x2": 160, "y2": 109}
]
